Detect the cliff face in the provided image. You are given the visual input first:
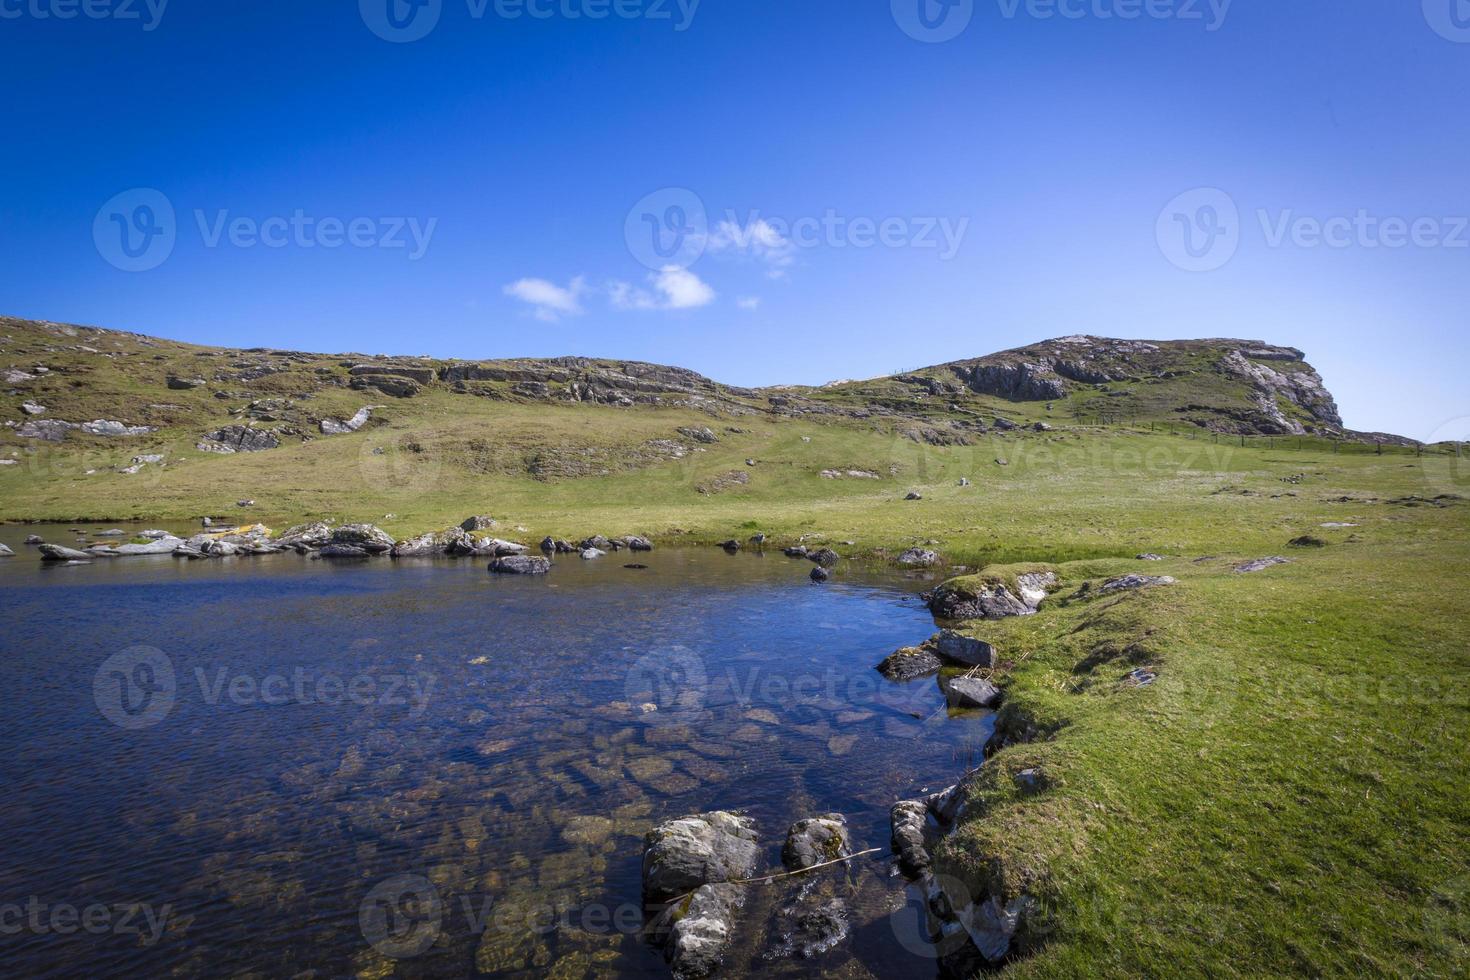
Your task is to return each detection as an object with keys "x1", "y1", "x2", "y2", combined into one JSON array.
[{"x1": 900, "y1": 336, "x2": 1344, "y2": 436}]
